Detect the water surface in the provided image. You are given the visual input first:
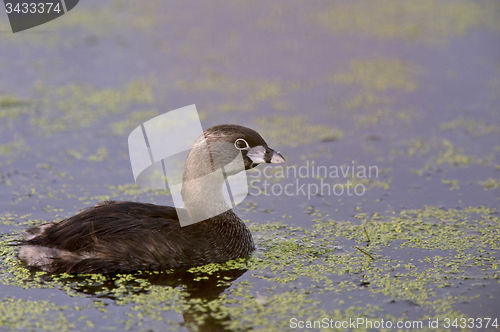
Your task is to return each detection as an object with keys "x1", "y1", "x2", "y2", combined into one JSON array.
[{"x1": 0, "y1": 0, "x2": 499, "y2": 330}]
